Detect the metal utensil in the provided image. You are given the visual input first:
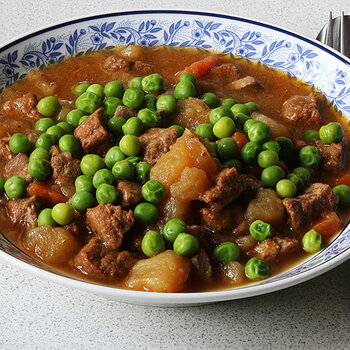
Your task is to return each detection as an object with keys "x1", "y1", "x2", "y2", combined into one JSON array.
[{"x1": 316, "y1": 11, "x2": 350, "y2": 57}]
